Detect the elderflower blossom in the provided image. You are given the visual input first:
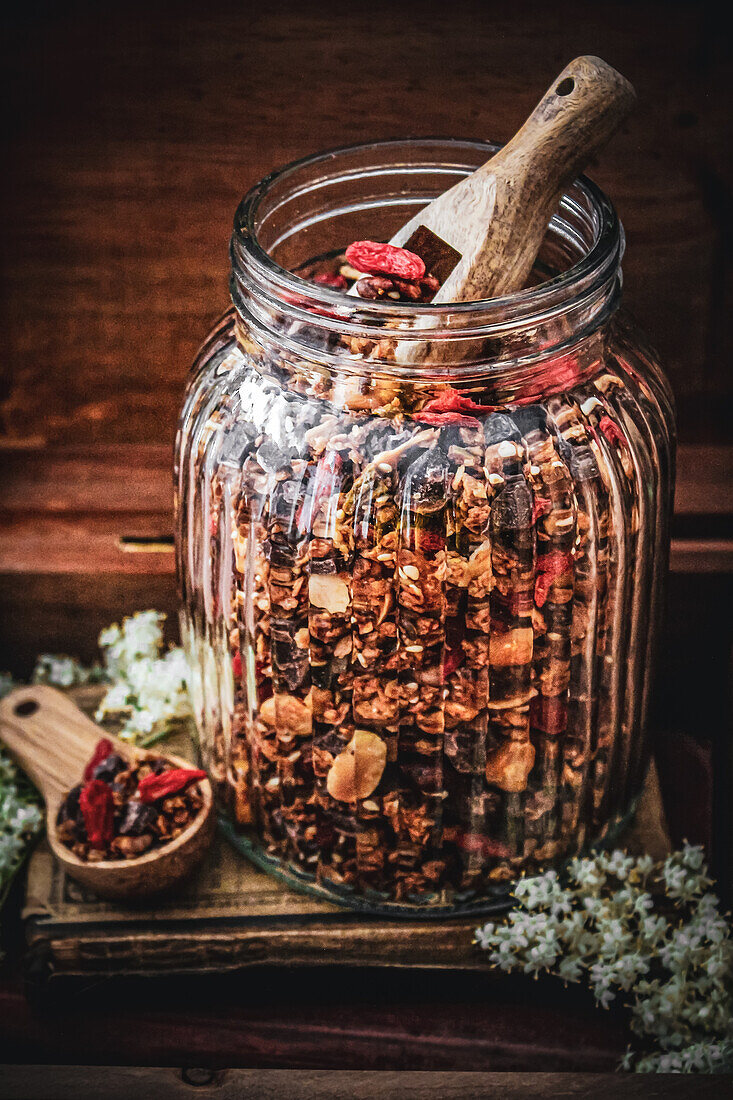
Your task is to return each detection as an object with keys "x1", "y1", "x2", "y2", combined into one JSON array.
[
  {"x1": 475, "y1": 845, "x2": 733, "y2": 1074},
  {"x1": 94, "y1": 612, "x2": 192, "y2": 742},
  {"x1": 0, "y1": 748, "x2": 43, "y2": 905}
]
